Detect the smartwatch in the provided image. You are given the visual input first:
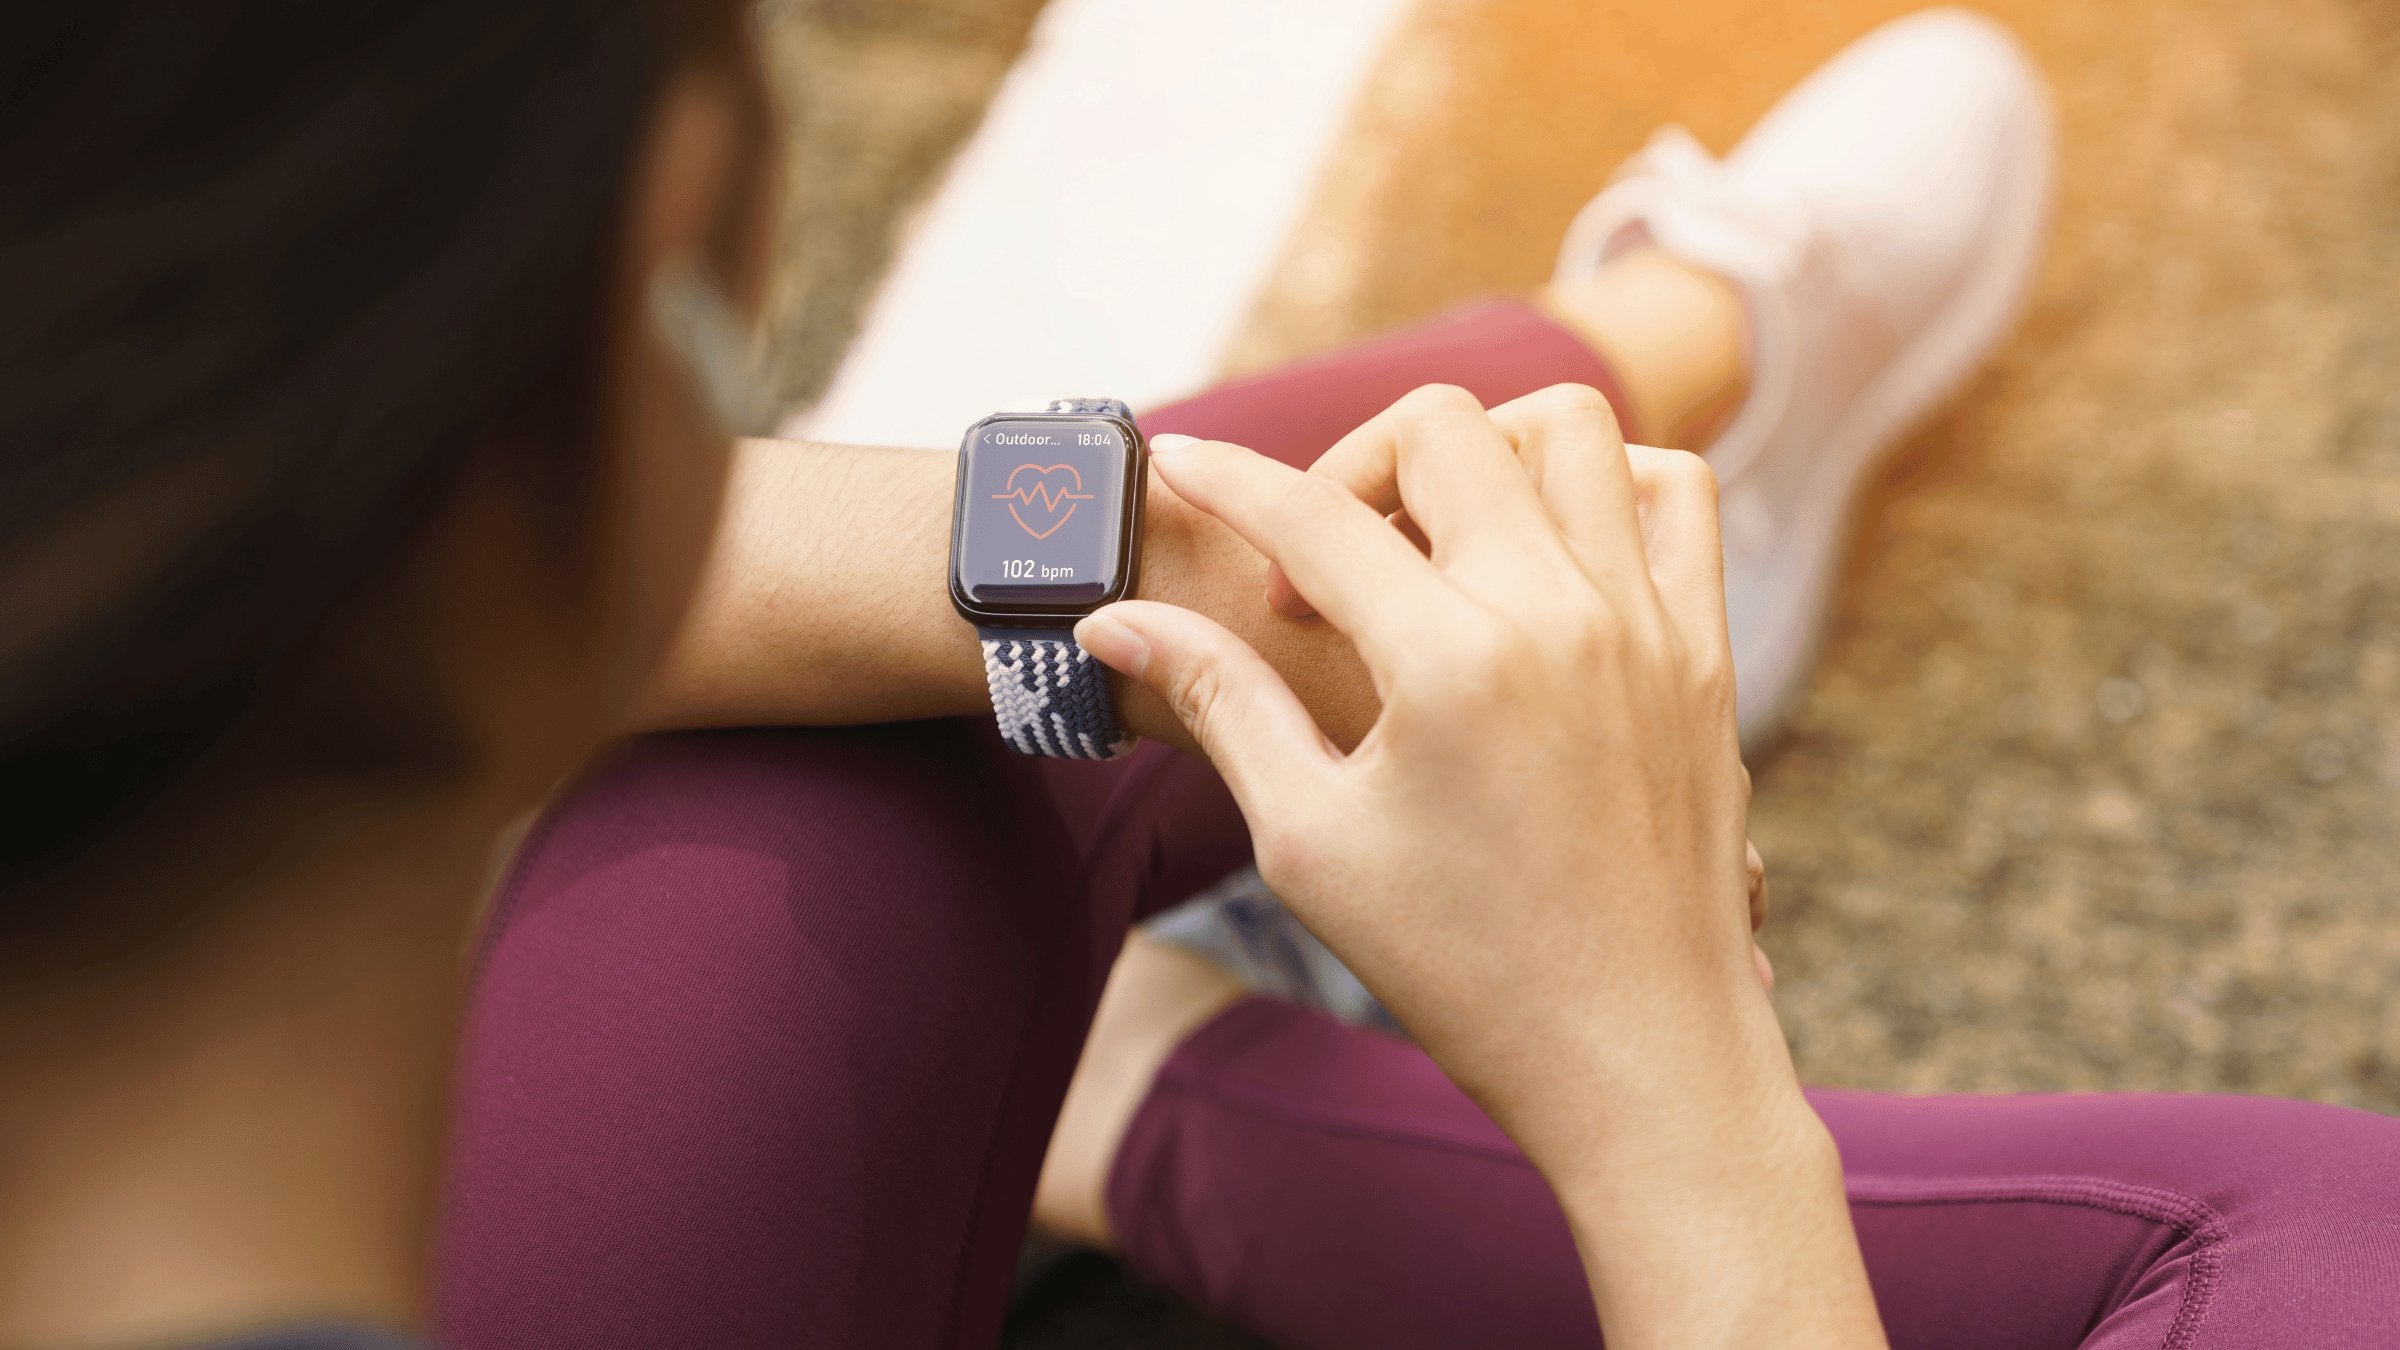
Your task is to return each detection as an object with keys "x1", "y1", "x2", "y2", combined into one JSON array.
[{"x1": 949, "y1": 398, "x2": 1147, "y2": 759}]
